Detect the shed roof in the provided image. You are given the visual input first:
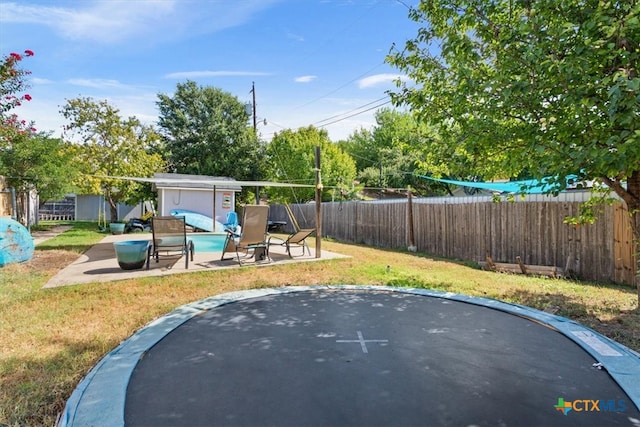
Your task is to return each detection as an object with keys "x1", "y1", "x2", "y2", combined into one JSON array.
[{"x1": 152, "y1": 173, "x2": 242, "y2": 191}]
